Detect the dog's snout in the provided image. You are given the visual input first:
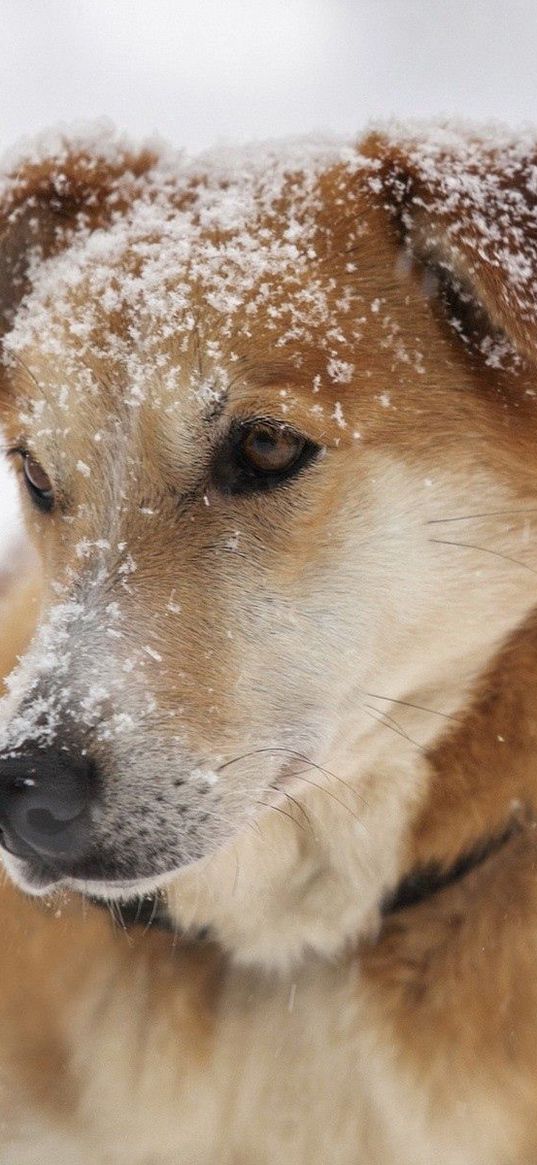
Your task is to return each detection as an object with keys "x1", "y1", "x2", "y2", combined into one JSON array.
[{"x1": 0, "y1": 749, "x2": 94, "y2": 863}]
